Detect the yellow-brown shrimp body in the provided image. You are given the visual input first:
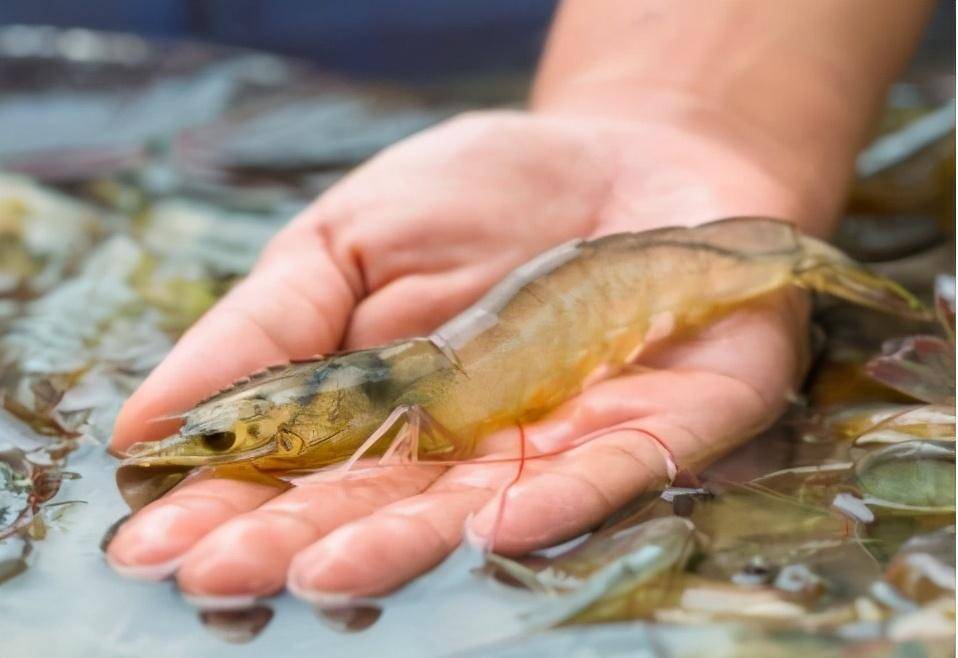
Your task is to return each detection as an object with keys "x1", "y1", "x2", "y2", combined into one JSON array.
[{"x1": 117, "y1": 217, "x2": 927, "y2": 508}]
